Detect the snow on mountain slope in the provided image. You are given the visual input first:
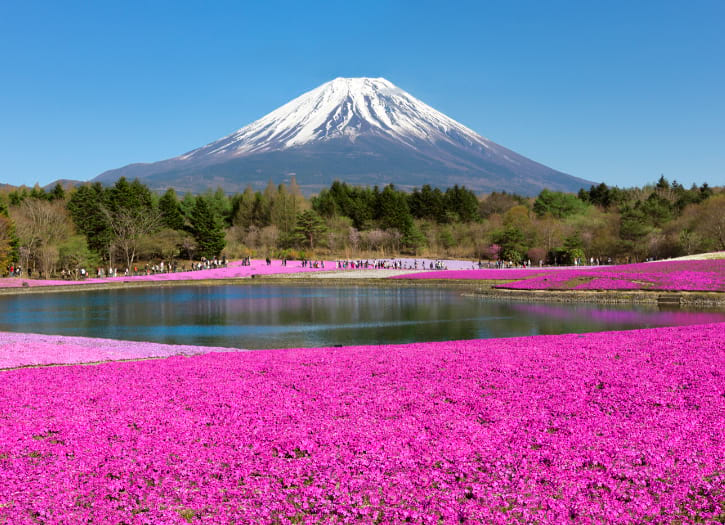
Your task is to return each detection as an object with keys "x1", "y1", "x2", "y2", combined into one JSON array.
[{"x1": 179, "y1": 77, "x2": 493, "y2": 160}]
